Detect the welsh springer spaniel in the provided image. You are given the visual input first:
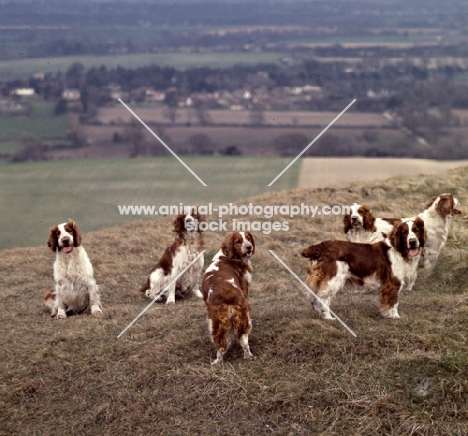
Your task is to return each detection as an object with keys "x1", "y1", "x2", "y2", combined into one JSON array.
[
  {"x1": 302, "y1": 218, "x2": 426, "y2": 319},
  {"x1": 417, "y1": 193, "x2": 461, "y2": 268},
  {"x1": 344, "y1": 194, "x2": 461, "y2": 269},
  {"x1": 44, "y1": 220, "x2": 102, "y2": 319},
  {"x1": 202, "y1": 231, "x2": 255, "y2": 365},
  {"x1": 140, "y1": 207, "x2": 205, "y2": 304},
  {"x1": 343, "y1": 203, "x2": 399, "y2": 243}
]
